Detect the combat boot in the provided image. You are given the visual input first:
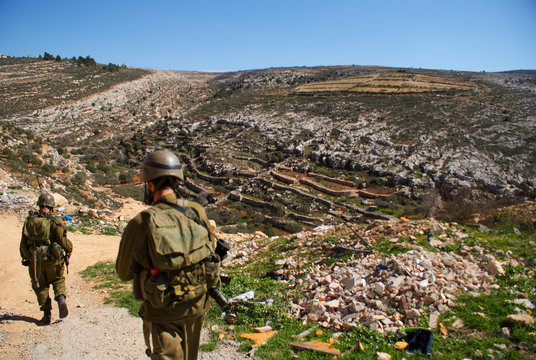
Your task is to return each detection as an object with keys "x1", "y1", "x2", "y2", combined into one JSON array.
[
  {"x1": 57, "y1": 295, "x2": 68, "y2": 318},
  {"x1": 40, "y1": 308, "x2": 51, "y2": 324},
  {"x1": 40, "y1": 297, "x2": 52, "y2": 324}
]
